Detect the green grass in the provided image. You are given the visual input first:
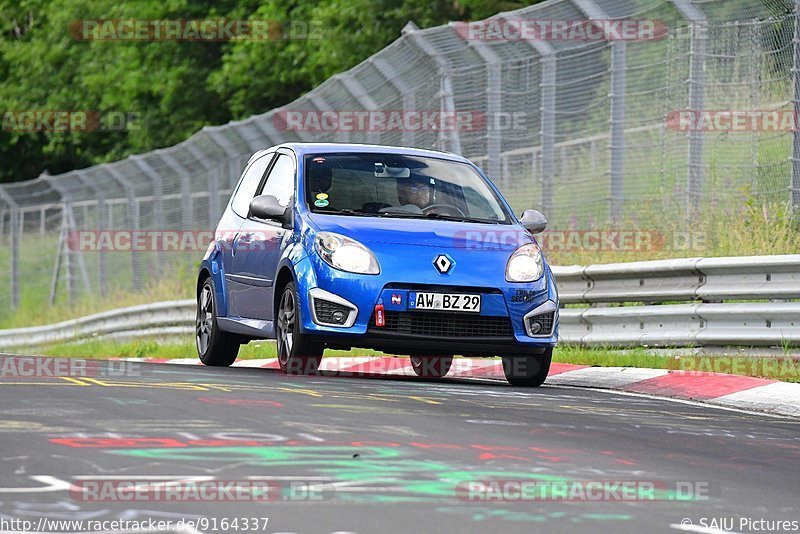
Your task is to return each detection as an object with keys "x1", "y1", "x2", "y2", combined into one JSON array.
[{"x1": 31, "y1": 339, "x2": 800, "y2": 383}]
